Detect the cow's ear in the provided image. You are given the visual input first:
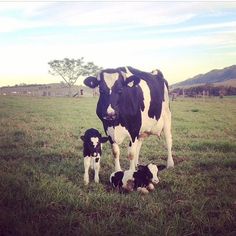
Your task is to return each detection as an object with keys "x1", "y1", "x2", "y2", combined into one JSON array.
[
  {"x1": 84, "y1": 76, "x2": 99, "y2": 88},
  {"x1": 124, "y1": 75, "x2": 140, "y2": 87},
  {"x1": 157, "y1": 164, "x2": 166, "y2": 172},
  {"x1": 80, "y1": 135, "x2": 85, "y2": 141},
  {"x1": 100, "y1": 137, "x2": 109, "y2": 143},
  {"x1": 137, "y1": 164, "x2": 145, "y2": 171}
]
